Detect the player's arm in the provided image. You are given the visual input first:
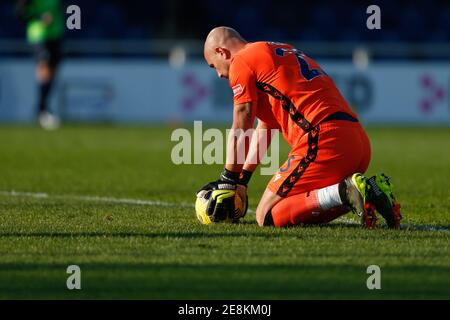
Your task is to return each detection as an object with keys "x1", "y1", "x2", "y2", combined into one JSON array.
[
  {"x1": 196, "y1": 58, "x2": 257, "y2": 221},
  {"x1": 218, "y1": 56, "x2": 260, "y2": 184},
  {"x1": 236, "y1": 119, "x2": 275, "y2": 186},
  {"x1": 223, "y1": 102, "x2": 255, "y2": 175},
  {"x1": 242, "y1": 120, "x2": 274, "y2": 171},
  {"x1": 243, "y1": 119, "x2": 275, "y2": 173},
  {"x1": 196, "y1": 101, "x2": 254, "y2": 221}
]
